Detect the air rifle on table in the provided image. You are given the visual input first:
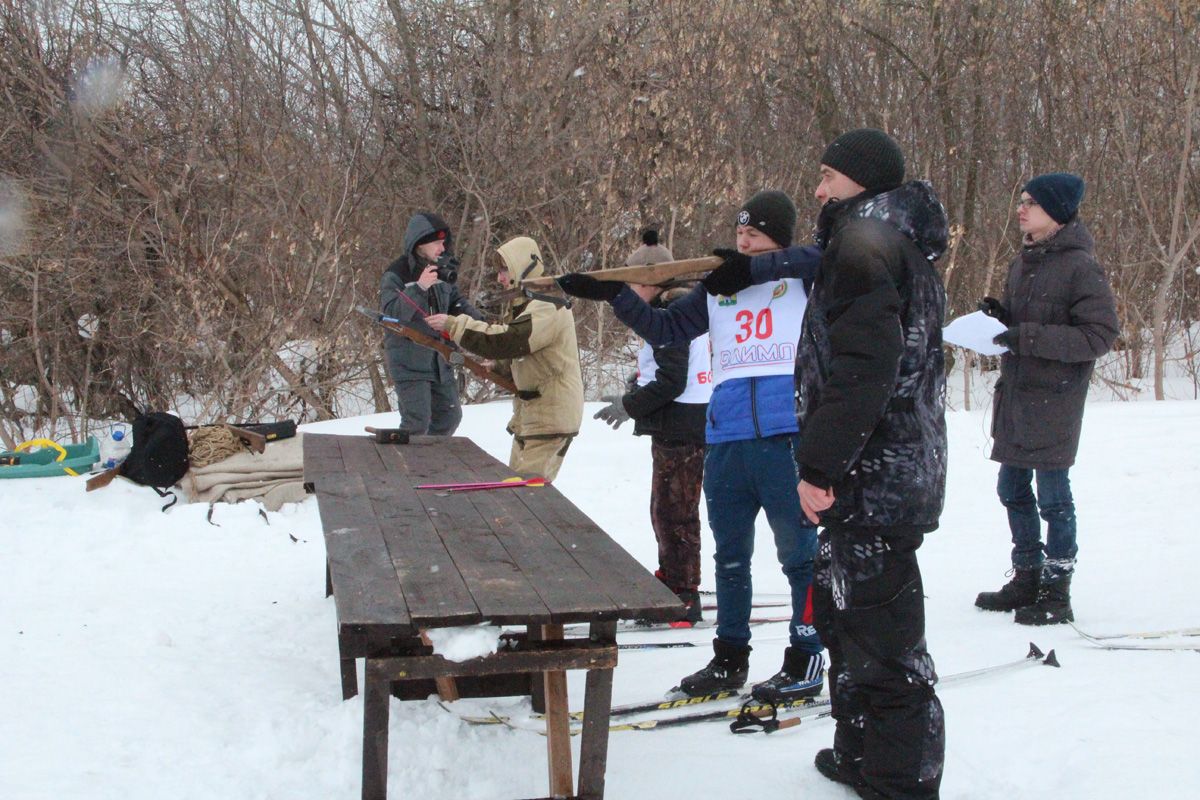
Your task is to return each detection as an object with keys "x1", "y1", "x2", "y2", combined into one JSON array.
[{"x1": 356, "y1": 306, "x2": 520, "y2": 395}]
